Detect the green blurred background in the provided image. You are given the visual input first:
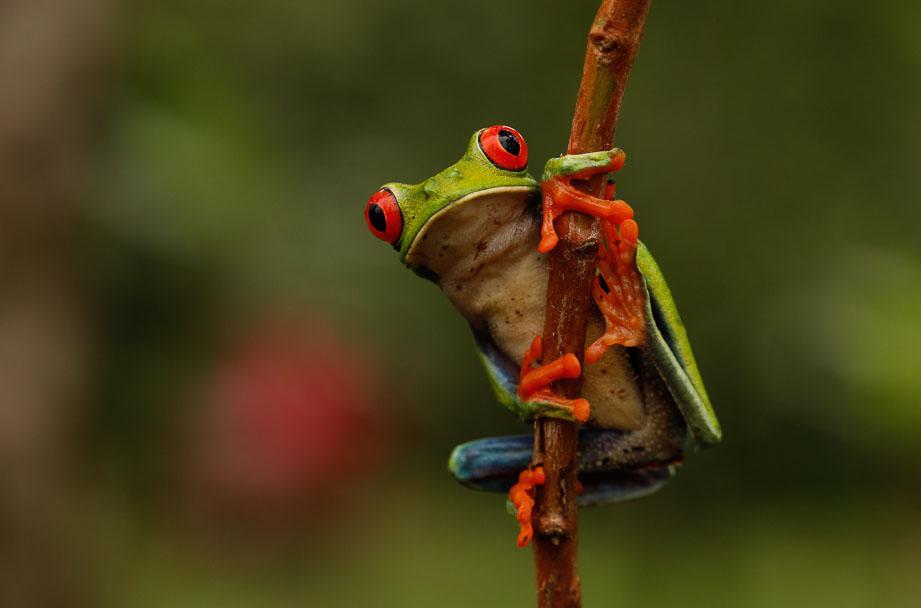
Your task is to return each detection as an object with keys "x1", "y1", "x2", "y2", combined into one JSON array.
[{"x1": 2, "y1": 0, "x2": 920, "y2": 606}]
